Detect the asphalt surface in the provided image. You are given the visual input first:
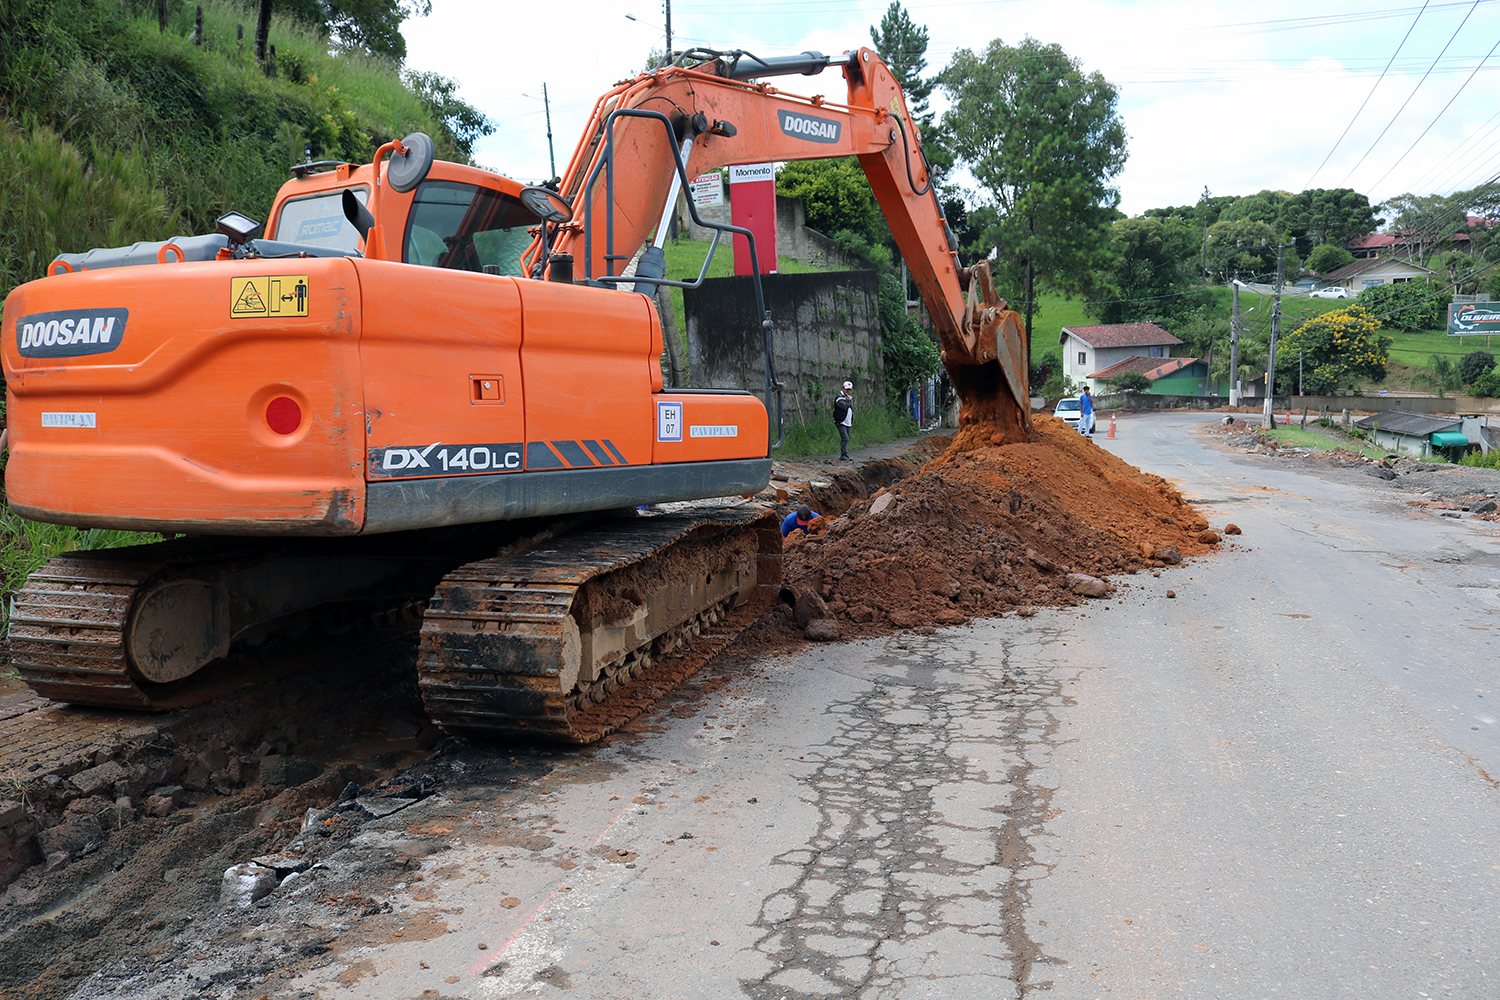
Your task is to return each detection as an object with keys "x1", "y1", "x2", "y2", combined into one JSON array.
[{"x1": 71, "y1": 412, "x2": 1500, "y2": 999}]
